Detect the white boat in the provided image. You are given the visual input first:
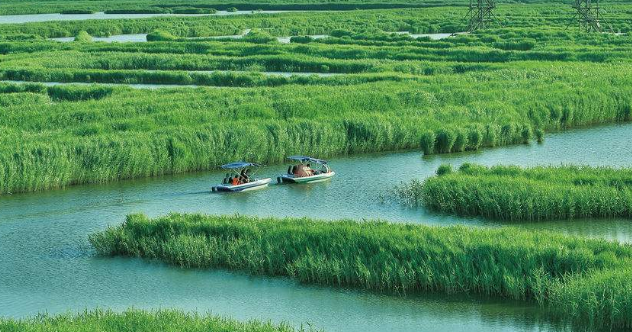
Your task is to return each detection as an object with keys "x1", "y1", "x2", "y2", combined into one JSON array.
[
  {"x1": 213, "y1": 177, "x2": 272, "y2": 192},
  {"x1": 277, "y1": 156, "x2": 335, "y2": 184},
  {"x1": 212, "y1": 162, "x2": 271, "y2": 192}
]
